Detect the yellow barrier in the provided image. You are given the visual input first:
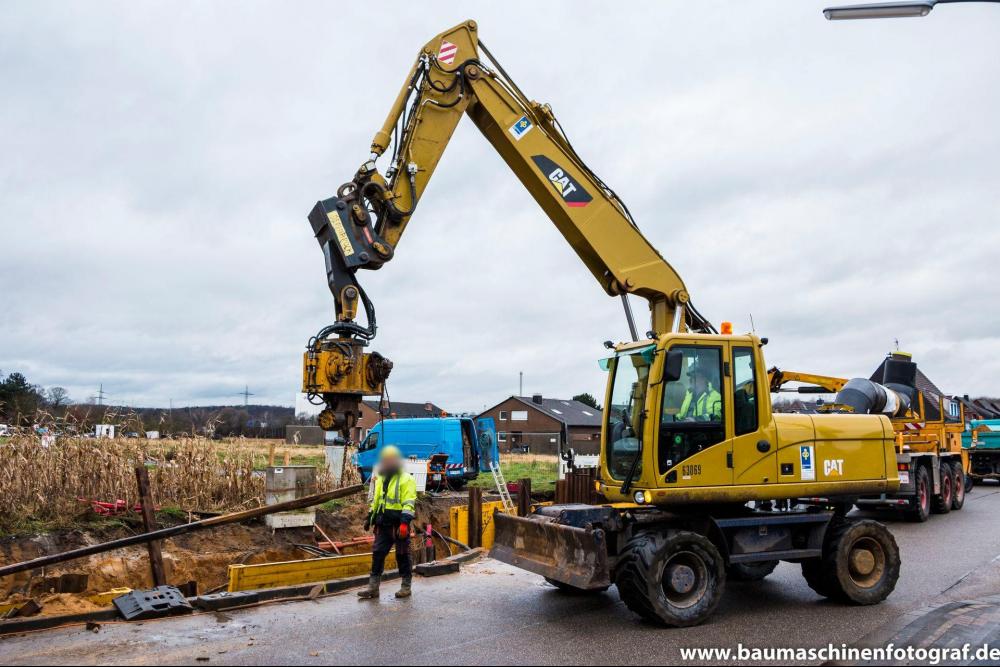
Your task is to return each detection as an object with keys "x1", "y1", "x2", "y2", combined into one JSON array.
[
  {"x1": 449, "y1": 500, "x2": 512, "y2": 549},
  {"x1": 227, "y1": 552, "x2": 395, "y2": 592},
  {"x1": 87, "y1": 587, "x2": 132, "y2": 606}
]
